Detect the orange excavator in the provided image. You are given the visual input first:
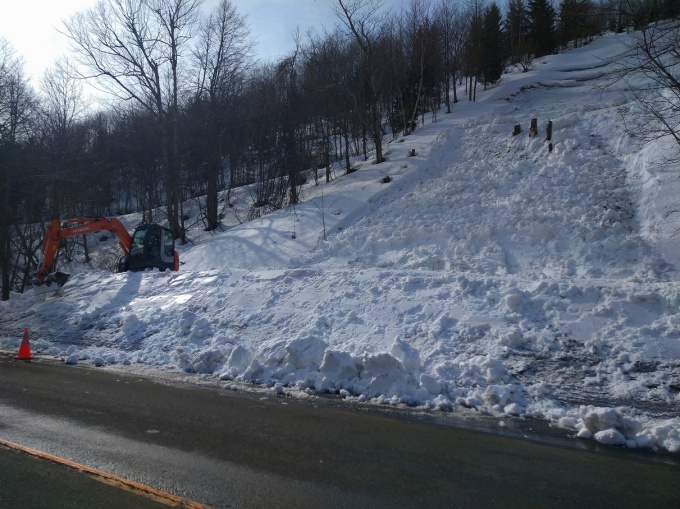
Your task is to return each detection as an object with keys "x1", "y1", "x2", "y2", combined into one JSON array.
[{"x1": 33, "y1": 217, "x2": 179, "y2": 292}]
